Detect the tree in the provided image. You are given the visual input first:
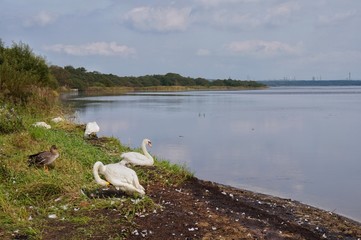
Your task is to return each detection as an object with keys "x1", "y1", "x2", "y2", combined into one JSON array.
[{"x1": 0, "y1": 41, "x2": 57, "y2": 104}]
